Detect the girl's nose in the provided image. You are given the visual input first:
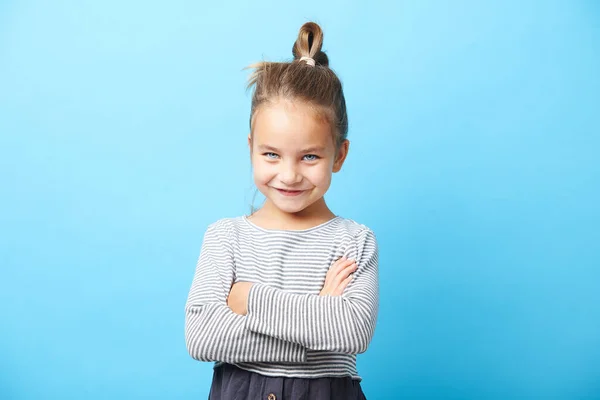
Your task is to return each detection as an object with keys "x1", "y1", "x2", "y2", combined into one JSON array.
[{"x1": 280, "y1": 164, "x2": 302, "y2": 185}]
